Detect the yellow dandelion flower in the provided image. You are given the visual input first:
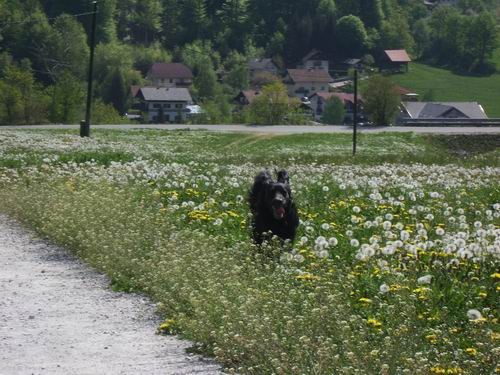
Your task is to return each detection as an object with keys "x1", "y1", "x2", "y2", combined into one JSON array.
[
  {"x1": 295, "y1": 273, "x2": 320, "y2": 282},
  {"x1": 465, "y1": 348, "x2": 477, "y2": 356},
  {"x1": 491, "y1": 273, "x2": 500, "y2": 280},
  {"x1": 367, "y1": 318, "x2": 382, "y2": 328},
  {"x1": 359, "y1": 297, "x2": 373, "y2": 304},
  {"x1": 425, "y1": 334, "x2": 438, "y2": 344}
]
